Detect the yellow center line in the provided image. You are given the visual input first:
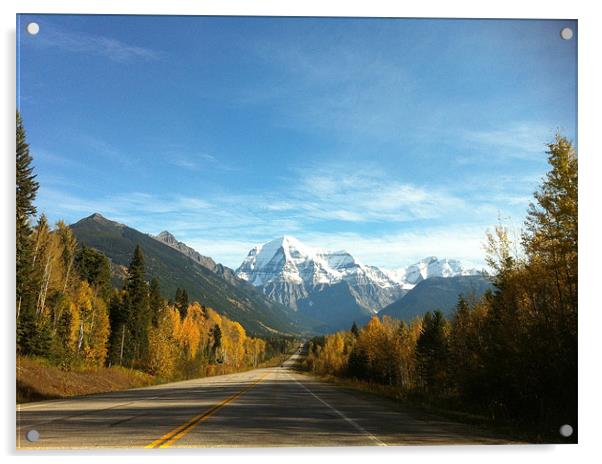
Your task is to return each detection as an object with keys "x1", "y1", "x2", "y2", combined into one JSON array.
[{"x1": 145, "y1": 372, "x2": 269, "y2": 449}]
